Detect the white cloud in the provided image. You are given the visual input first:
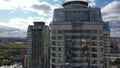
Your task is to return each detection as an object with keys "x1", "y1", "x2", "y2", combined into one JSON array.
[
  {"x1": 0, "y1": 0, "x2": 55, "y2": 16},
  {"x1": 0, "y1": 16, "x2": 51, "y2": 29},
  {"x1": 101, "y1": 1, "x2": 120, "y2": 37},
  {"x1": 0, "y1": 30, "x2": 26, "y2": 37},
  {"x1": 53, "y1": 0, "x2": 59, "y2": 2},
  {"x1": 101, "y1": 1, "x2": 120, "y2": 21},
  {"x1": 0, "y1": 17, "x2": 33, "y2": 29},
  {"x1": 30, "y1": 2, "x2": 54, "y2": 16},
  {"x1": 0, "y1": 16, "x2": 52, "y2": 37},
  {"x1": 0, "y1": 25, "x2": 26, "y2": 37},
  {"x1": 88, "y1": 0, "x2": 96, "y2": 7},
  {"x1": 0, "y1": 0, "x2": 38, "y2": 10},
  {"x1": 0, "y1": 0, "x2": 98, "y2": 37}
]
